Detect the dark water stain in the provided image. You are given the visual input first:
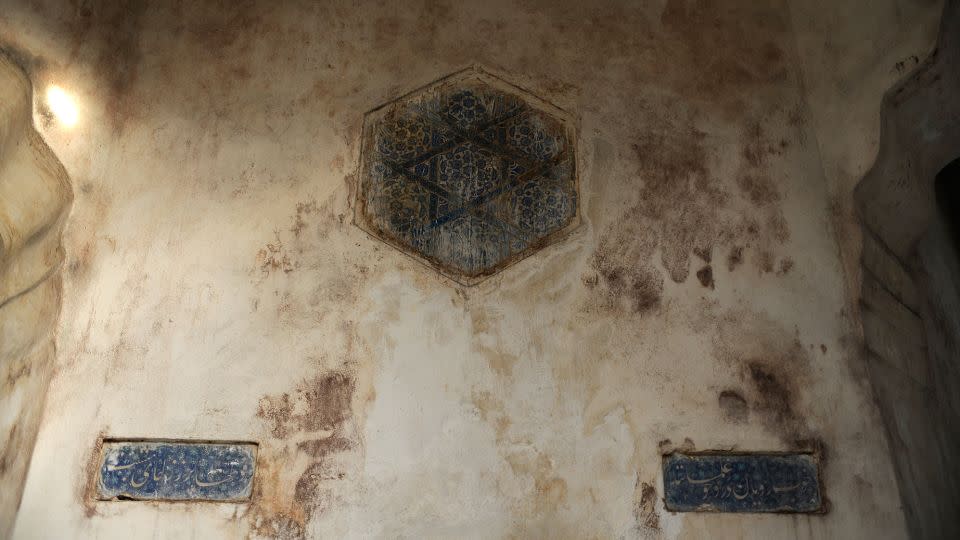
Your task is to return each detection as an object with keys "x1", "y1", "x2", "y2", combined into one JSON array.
[
  {"x1": 182, "y1": 1, "x2": 262, "y2": 54},
  {"x1": 298, "y1": 372, "x2": 355, "y2": 432},
  {"x1": 586, "y1": 252, "x2": 664, "y2": 315},
  {"x1": 289, "y1": 201, "x2": 318, "y2": 238},
  {"x1": 0, "y1": 424, "x2": 17, "y2": 477},
  {"x1": 256, "y1": 372, "x2": 355, "y2": 438},
  {"x1": 293, "y1": 460, "x2": 344, "y2": 519},
  {"x1": 734, "y1": 121, "x2": 792, "y2": 273},
  {"x1": 296, "y1": 437, "x2": 353, "y2": 458},
  {"x1": 583, "y1": 119, "x2": 717, "y2": 315},
  {"x1": 727, "y1": 245, "x2": 744, "y2": 271},
  {"x1": 658, "y1": 0, "x2": 789, "y2": 117},
  {"x1": 97, "y1": 1, "x2": 147, "y2": 133},
  {"x1": 746, "y1": 358, "x2": 809, "y2": 442},
  {"x1": 252, "y1": 371, "x2": 357, "y2": 533},
  {"x1": 704, "y1": 309, "x2": 817, "y2": 444},
  {"x1": 65, "y1": 180, "x2": 112, "y2": 289},
  {"x1": 586, "y1": 114, "x2": 795, "y2": 312},
  {"x1": 737, "y1": 174, "x2": 781, "y2": 207},
  {"x1": 634, "y1": 479, "x2": 660, "y2": 530},
  {"x1": 631, "y1": 124, "x2": 725, "y2": 284},
  {"x1": 696, "y1": 265, "x2": 715, "y2": 289},
  {"x1": 2, "y1": 362, "x2": 31, "y2": 390},
  {"x1": 777, "y1": 257, "x2": 795, "y2": 275},
  {"x1": 693, "y1": 246, "x2": 712, "y2": 263},
  {"x1": 718, "y1": 389, "x2": 748, "y2": 423},
  {"x1": 257, "y1": 392, "x2": 294, "y2": 439},
  {"x1": 757, "y1": 250, "x2": 776, "y2": 274}
]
